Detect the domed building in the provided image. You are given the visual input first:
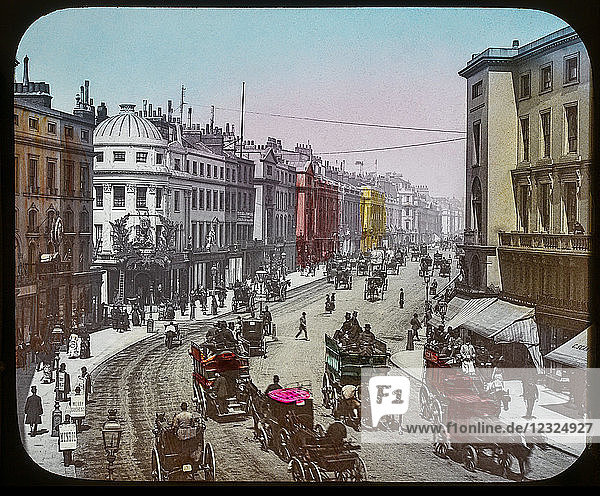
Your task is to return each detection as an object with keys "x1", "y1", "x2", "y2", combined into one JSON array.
[{"x1": 92, "y1": 103, "x2": 257, "y2": 307}]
